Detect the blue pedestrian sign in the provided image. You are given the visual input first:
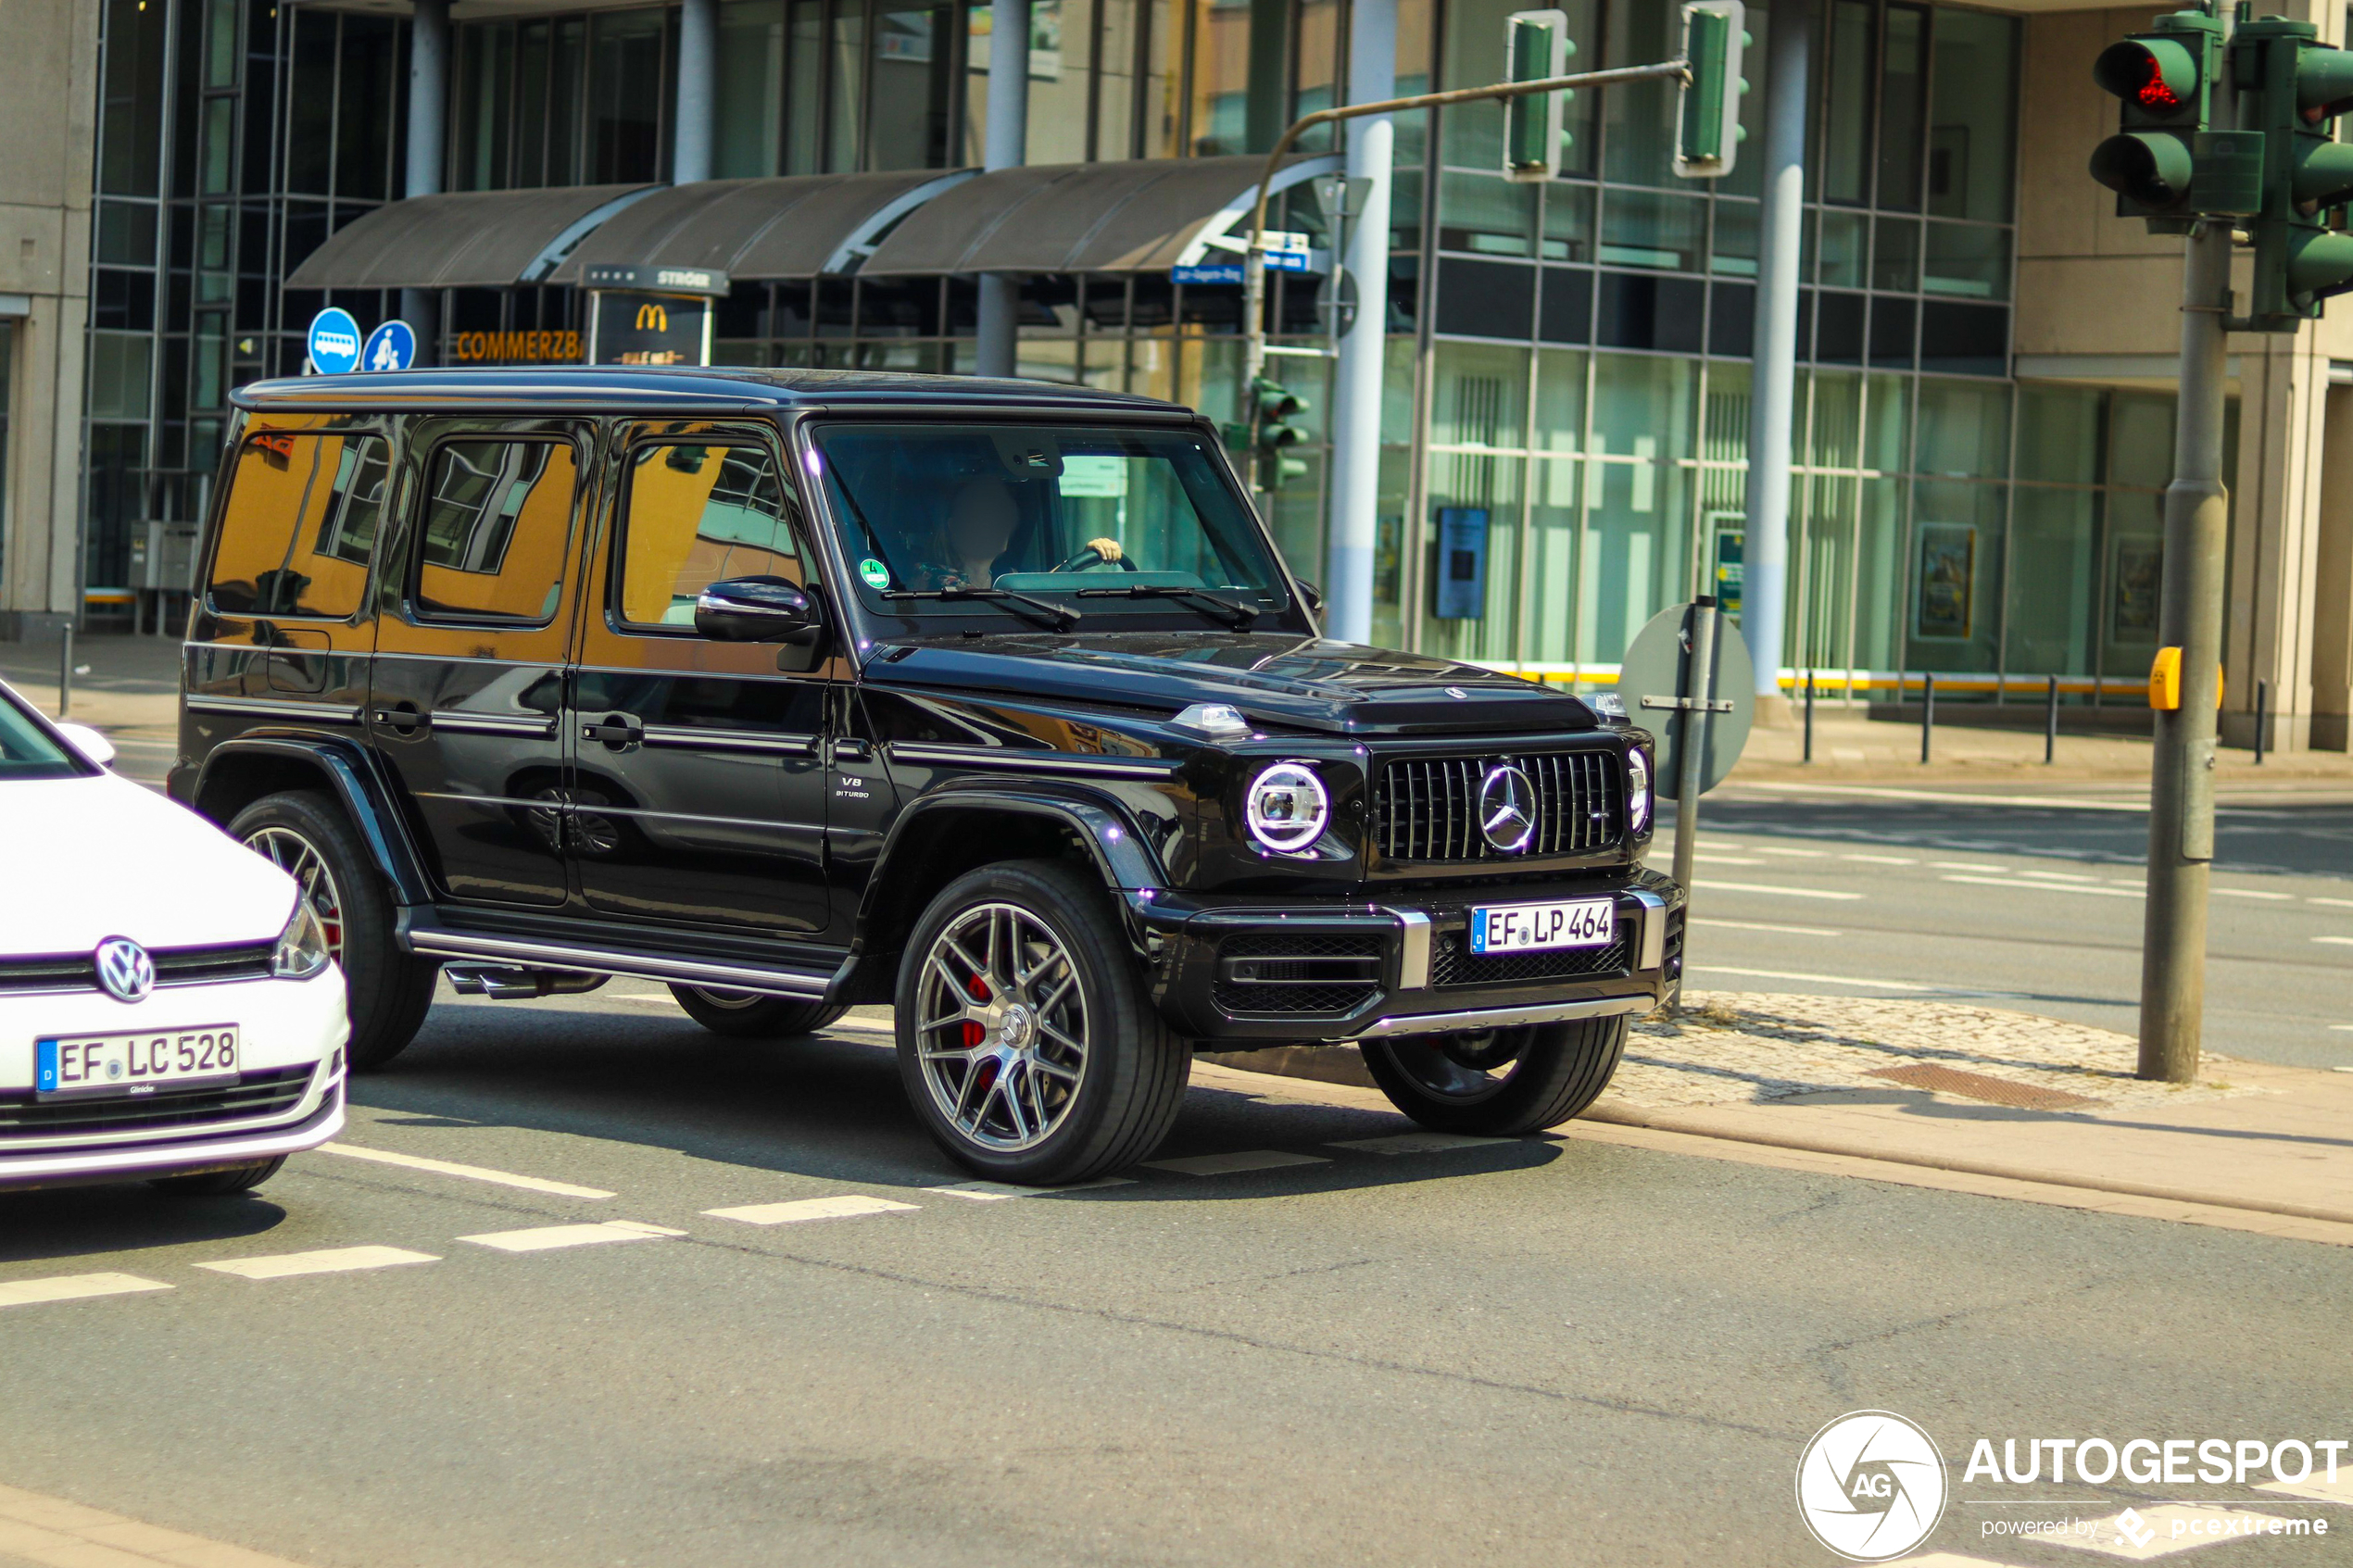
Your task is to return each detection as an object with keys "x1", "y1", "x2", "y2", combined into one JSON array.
[
  {"x1": 306, "y1": 307, "x2": 363, "y2": 375},
  {"x1": 361, "y1": 319, "x2": 417, "y2": 371}
]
